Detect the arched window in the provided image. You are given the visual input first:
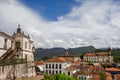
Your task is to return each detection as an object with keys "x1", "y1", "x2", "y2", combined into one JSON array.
[{"x1": 4, "y1": 38, "x2": 7, "y2": 49}]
